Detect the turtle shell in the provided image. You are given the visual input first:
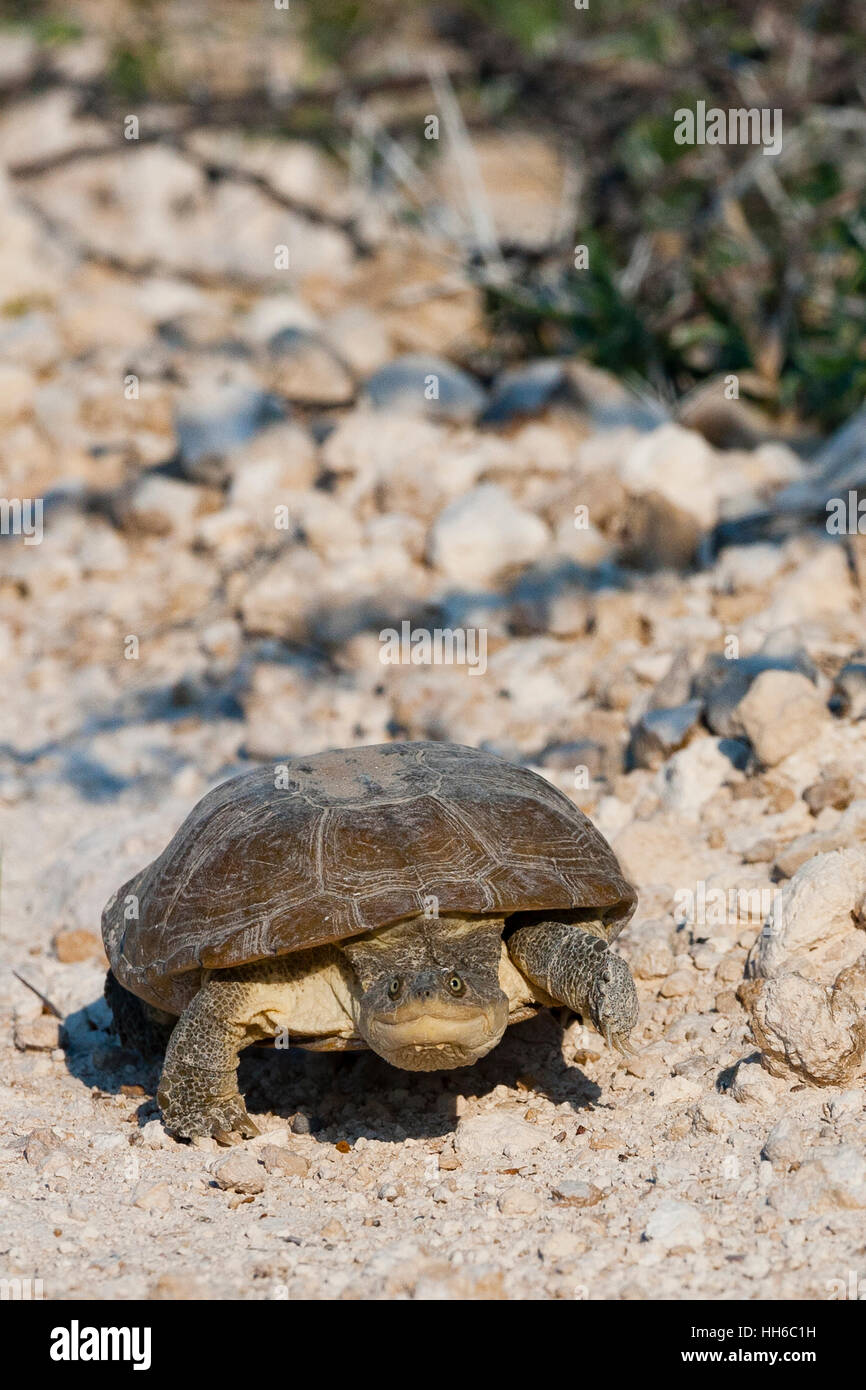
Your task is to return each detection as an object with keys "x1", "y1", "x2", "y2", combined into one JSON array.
[{"x1": 103, "y1": 741, "x2": 636, "y2": 1013}]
